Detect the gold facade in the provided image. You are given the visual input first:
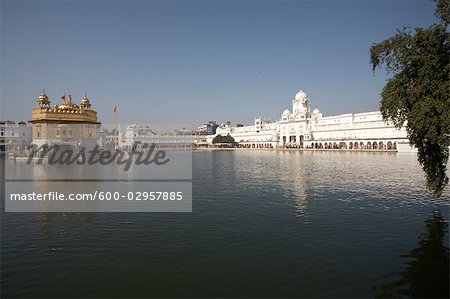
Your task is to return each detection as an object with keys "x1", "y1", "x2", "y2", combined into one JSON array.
[
  {"x1": 31, "y1": 107, "x2": 98, "y2": 123},
  {"x1": 30, "y1": 91, "x2": 101, "y2": 148}
]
